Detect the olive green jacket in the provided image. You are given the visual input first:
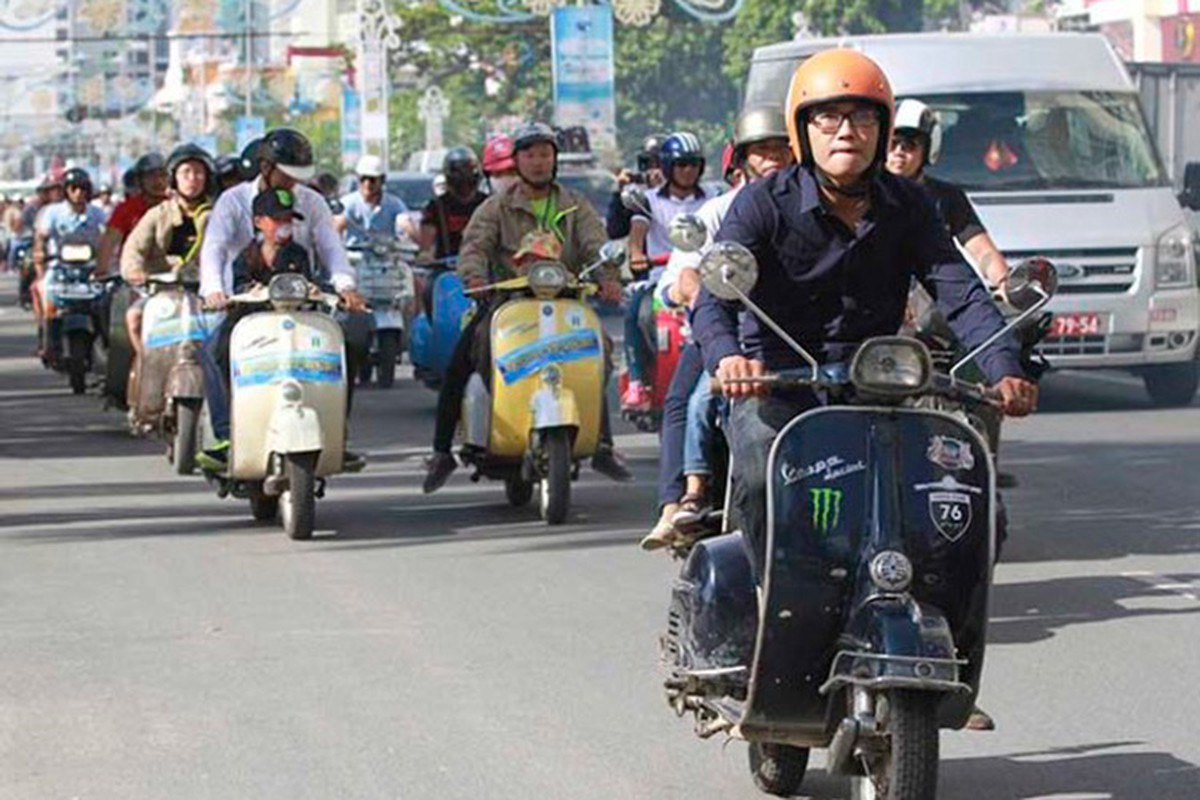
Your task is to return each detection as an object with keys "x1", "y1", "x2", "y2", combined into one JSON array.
[{"x1": 120, "y1": 196, "x2": 211, "y2": 285}]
